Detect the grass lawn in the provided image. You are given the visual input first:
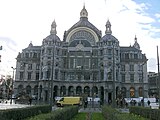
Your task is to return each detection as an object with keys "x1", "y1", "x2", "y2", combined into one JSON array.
[
  {"x1": 71, "y1": 112, "x2": 105, "y2": 120},
  {"x1": 71, "y1": 113, "x2": 87, "y2": 120},
  {"x1": 92, "y1": 112, "x2": 105, "y2": 120}
]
